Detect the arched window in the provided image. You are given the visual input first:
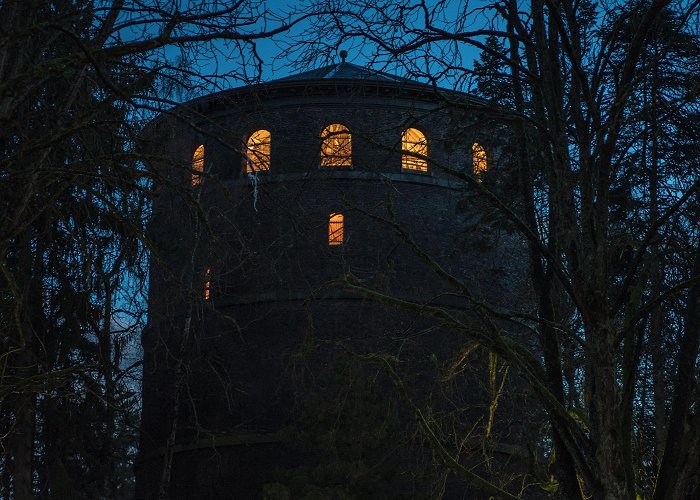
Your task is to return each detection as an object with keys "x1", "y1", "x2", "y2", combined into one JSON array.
[
  {"x1": 203, "y1": 268, "x2": 212, "y2": 301},
  {"x1": 328, "y1": 213, "x2": 344, "y2": 246},
  {"x1": 401, "y1": 128, "x2": 428, "y2": 172},
  {"x1": 192, "y1": 144, "x2": 204, "y2": 185},
  {"x1": 472, "y1": 142, "x2": 488, "y2": 179},
  {"x1": 245, "y1": 129, "x2": 271, "y2": 173},
  {"x1": 320, "y1": 124, "x2": 352, "y2": 167}
]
